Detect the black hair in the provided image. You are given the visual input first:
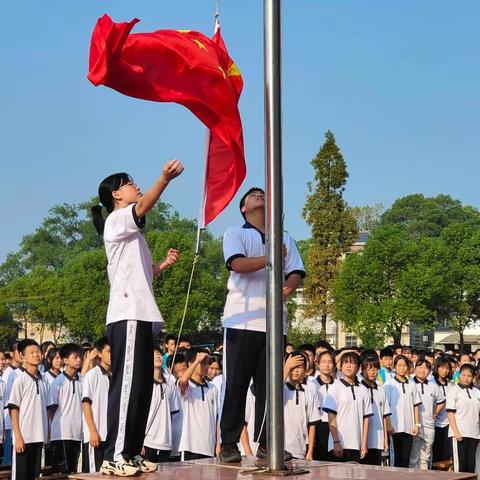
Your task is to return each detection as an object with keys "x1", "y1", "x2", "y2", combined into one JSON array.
[
  {"x1": 8, "y1": 339, "x2": 19, "y2": 353},
  {"x1": 18, "y1": 339, "x2": 39, "y2": 355},
  {"x1": 153, "y1": 345, "x2": 163, "y2": 354},
  {"x1": 361, "y1": 356, "x2": 380, "y2": 371},
  {"x1": 94, "y1": 337, "x2": 110, "y2": 353},
  {"x1": 166, "y1": 353, "x2": 186, "y2": 370},
  {"x1": 239, "y1": 187, "x2": 264, "y2": 219},
  {"x1": 164, "y1": 335, "x2": 176, "y2": 344},
  {"x1": 380, "y1": 347, "x2": 394, "y2": 359},
  {"x1": 314, "y1": 340, "x2": 332, "y2": 352},
  {"x1": 459, "y1": 363, "x2": 475, "y2": 384},
  {"x1": 41, "y1": 341, "x2": 56, "y2": 356},
  {"x1": 185, "y1": 347, "x2": 208, "y2": 365},
  {"x1": 59, "y1": 343, "x2": 83, "y2": 360},
  {"x1": 339, "y1": 351, "x2": 360, "y2": 367},
  {"x1": 92, "y1": 172, "x2": 133, "y2": 235},
  {"x1": 393, "y1": 354, "x2": 409, "y2": 368},
  {"x1": 298, "y1": 344, "x2": 315, "y2": 355},
  {"x1": 44, "y1": 347, "x2": 60, "y2": 371},
  {"x1": 316, "y1": 350, "x2": 335, "y2": 365},
  {"x1": 360, "y1": 349, "x2": 378, "y2": 363},
  {"x1": 411, "y1": 349, "x2": 419, "y2": 356},
  {"x1": 433, "y1": 356, "x2": 453, "y2": 381},
  {"x1": 178, "y1": 336, "x2": 192, "y2": 345},
  {"x1": 285, "y1": 342, "x2": 294, "y2": 349},
  {"x1": 415, "y1": 358, "x2": 431, "y2": 370},
  {"x1": 286, "y1": 350, "x2": 308, "y2": 369},
  {"x1": 209, "y1": 355, "x2": 223, "y2": 370}
]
